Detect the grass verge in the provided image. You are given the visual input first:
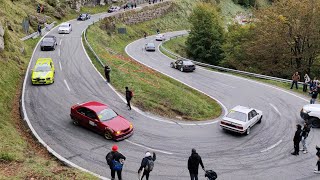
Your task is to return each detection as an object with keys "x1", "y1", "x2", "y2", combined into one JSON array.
[{"x1": 85, "y1": 0, "x2": 221, "y2": 120}]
